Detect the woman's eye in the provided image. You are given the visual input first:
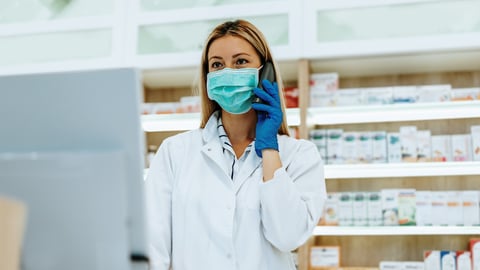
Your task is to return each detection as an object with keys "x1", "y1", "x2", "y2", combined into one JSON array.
[
  {"x1": 211, "y1": 62, "x2": 223, "y2": 69},
  {"x1": 236, "y1": 59, "x2": 248, "y2": 66}
]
